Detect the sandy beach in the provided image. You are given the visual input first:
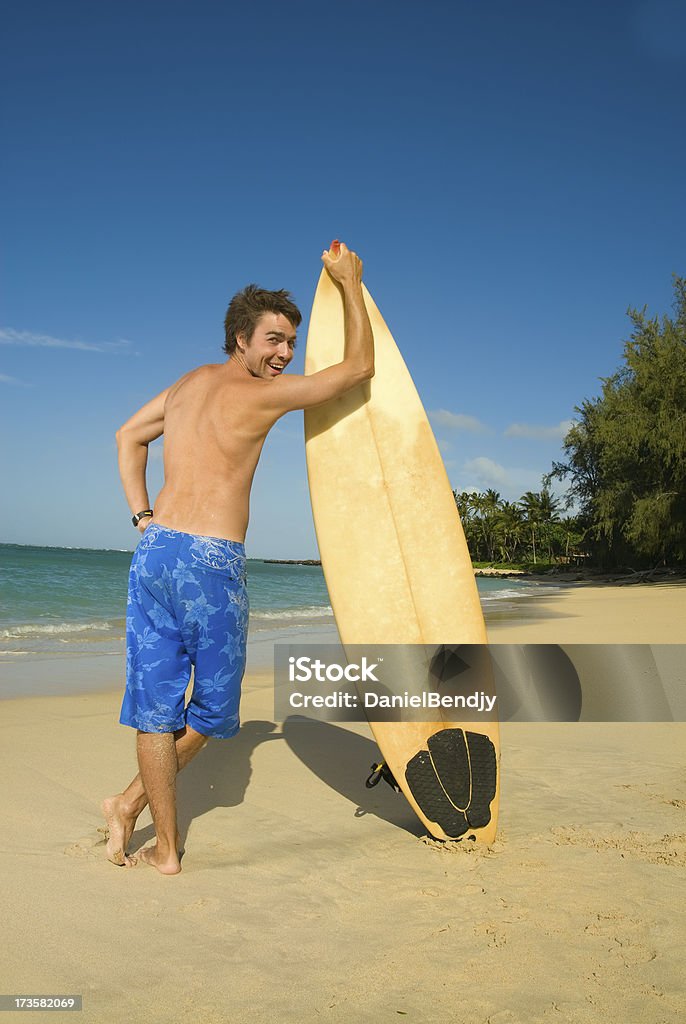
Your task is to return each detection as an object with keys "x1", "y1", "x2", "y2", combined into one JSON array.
[
  {"x1": 1, "y1": 582, "x2": 684, "y2": 1023},
  {"x1": 488, "y1": 578, "x2": 686, "y2": 644}
]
